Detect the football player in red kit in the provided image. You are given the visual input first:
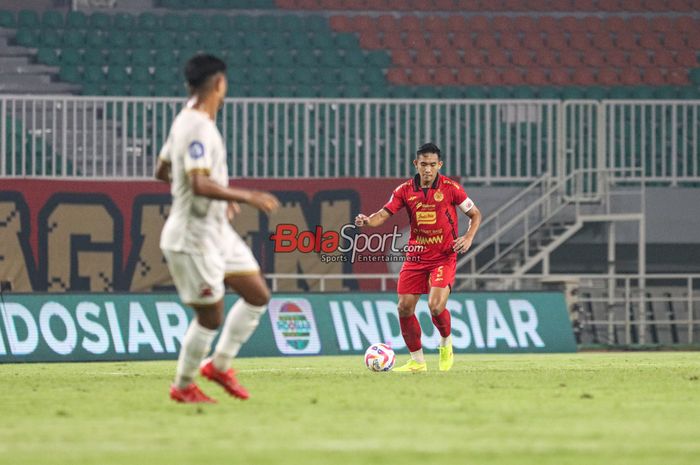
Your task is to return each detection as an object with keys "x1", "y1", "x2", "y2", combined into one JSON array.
[{"x1": 355, "y1": 143, "x2": 482, "y2": 372}]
